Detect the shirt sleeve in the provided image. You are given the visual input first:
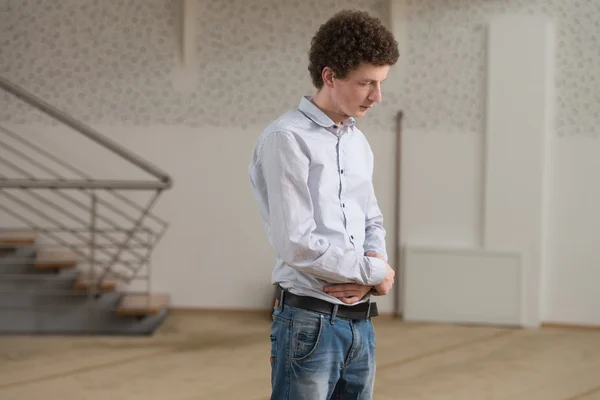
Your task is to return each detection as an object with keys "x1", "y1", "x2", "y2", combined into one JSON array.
[
  {"x1": 261, "y1": 131, "x2": 387, "y2": 286},
  {"x1": 363, "y1": 182, "x2": 389, "y2": 261}
]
